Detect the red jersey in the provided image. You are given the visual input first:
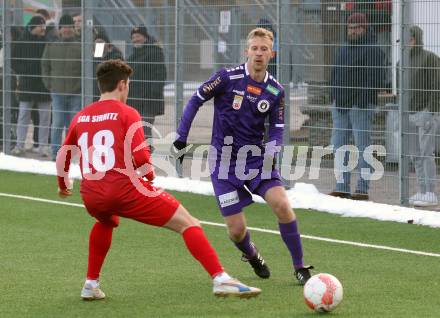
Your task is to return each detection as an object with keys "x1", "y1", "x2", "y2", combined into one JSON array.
[{"x1": 56, "y1": 99, "x2": 154, "y2": 191}]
